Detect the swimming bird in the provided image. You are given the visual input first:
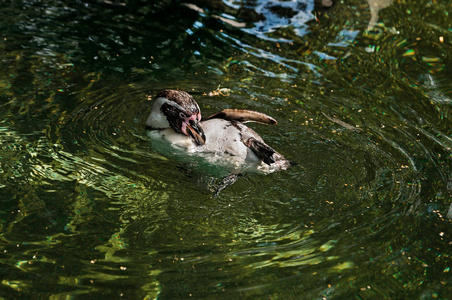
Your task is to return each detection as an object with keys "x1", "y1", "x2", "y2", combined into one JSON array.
[{"x1": 146, "y1": 89, "x2": 293, "y2": 193}]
